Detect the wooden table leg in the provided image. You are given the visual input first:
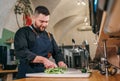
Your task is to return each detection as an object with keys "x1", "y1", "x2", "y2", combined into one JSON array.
[{"x1": 2, "y1": 73, "x2": 13, "y2": 81}]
